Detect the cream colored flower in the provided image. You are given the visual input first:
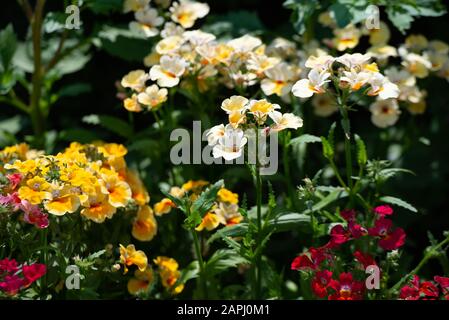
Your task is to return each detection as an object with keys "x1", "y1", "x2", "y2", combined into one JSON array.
[
  {"x1": 129, "y1": 8, "x2": 164, "y2": 38},
  {"x1": 367, "y1": 73, "x2": 400, "y2": 100},
  {"x1": 206, "y1": 124, "x2": 225, "y2": 146},
  {"x1": 228, "y1": 111, "x2": 246, "y2": 129},
  {"x1": 248, "y1": 99, "x2": 280, "y2": 123},
  {"x1": 228, "y1": 35, "x2": 262, "y2": 53},
  {"x1": 221, "y1": 96, "x2": 248, "y2": 114},
  {"x1": 150, "y1": 55, "x2": 187, "y2": 87},
  {"x1": 368, "y1": 45, "x2": 397, "y2": 63},
  {"x1": 183, "y1": 30, "x2": 215, "y2": 46},
  {"x1": 161, "y1": 22, "x2": 185, "y2": 38},
  {"x1": 368, "y1": 21, "x2": 390, "y2": 46},
  {"x1": 170, "y1": 0, "x2": 209, "y2": 28},
  {"x1": 340, "y1": 70, "x2": 372, "y2": 91},
  {"x1": 400, "y1": 50, "x2": 432, "y2": 78},
  {"x1": 261, "y1": 62, "x2": 295, "y2": 97},
  {"x1": 305, "y1": 54, "x2": 335, "y2": 71},
  {"x1": 137, "y1": 84, "x2": 168, "y2": 109},
  {"x1": 336, "y1": 53, "x2": 371, "y2": 70},
  {"x1": 292, "y1": 68, "x2": 331, "y2": 98},
  {"x1": 247, "y1": 53, "x2": 280, "y2": 75},
  {"x1": 333, "y1": 25, "x2": 361, "y2": 51},
  {"x1": 143, "y1": 52, "x2": 161, "y2": 67},
  {"x1": 123, "y1": 94, "x2": 143, "y2": 112},
  {"x1": 312, "y1": 94, "x2": 338, "y2": 117},
  {"x1": 212, "y1": 126, "x2": 247, "y2": 161},
  {"x1": 405, "y1": 34, "x2": 428, "y2": 52},
  {"x1": 121, "y1": 70, "x2": 149, "y2": 91},
  {"x1": 369, "y1": 99, "x2": 401, "y2": 128},
  {"x1": 156, "y1": 35, "x2": 184, "y2": 55},
  {"x1": 269, "y1": 111, "x2": 303, "y2": 131}
]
